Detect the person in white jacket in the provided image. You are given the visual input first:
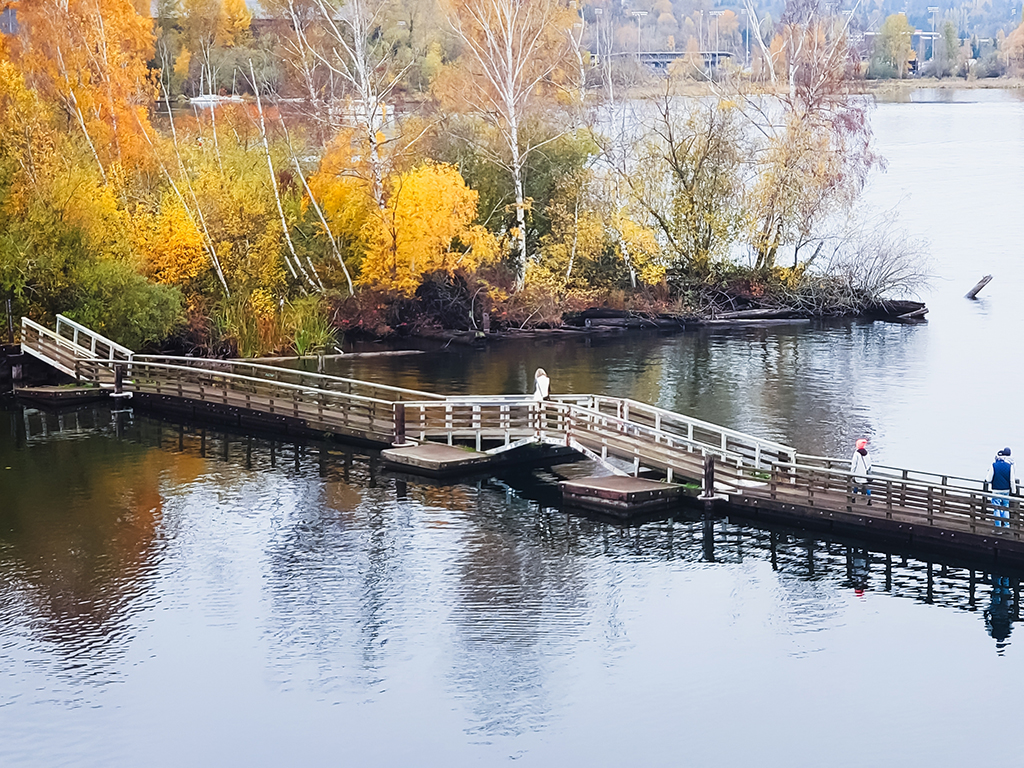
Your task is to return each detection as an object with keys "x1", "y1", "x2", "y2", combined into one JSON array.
[
  {"x1": 533, "y1": 368, "x2": 550, "y2": 401},
  {"x1": 850, "y1": 438, "x2": 872, "y2": 504}
]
